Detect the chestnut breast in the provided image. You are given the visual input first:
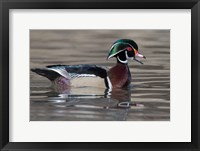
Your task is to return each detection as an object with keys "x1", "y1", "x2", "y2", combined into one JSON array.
[{"x1": 108, "y1": 63, "x2": 131, "y2": 88}]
